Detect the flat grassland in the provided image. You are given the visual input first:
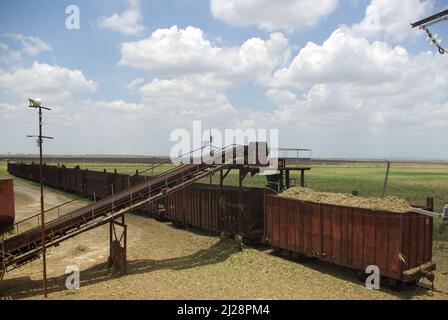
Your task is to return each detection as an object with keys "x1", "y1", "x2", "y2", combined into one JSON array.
[{"x1": 1, "y1": 160, "x2": 447, "y2": 300}]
